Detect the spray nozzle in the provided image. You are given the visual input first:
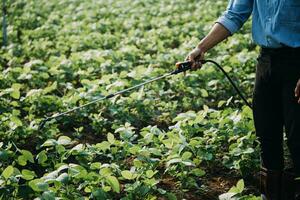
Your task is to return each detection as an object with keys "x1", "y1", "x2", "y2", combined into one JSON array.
[{"x1": 173, "y1": 60, "x2": 206, "y2": 75}]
